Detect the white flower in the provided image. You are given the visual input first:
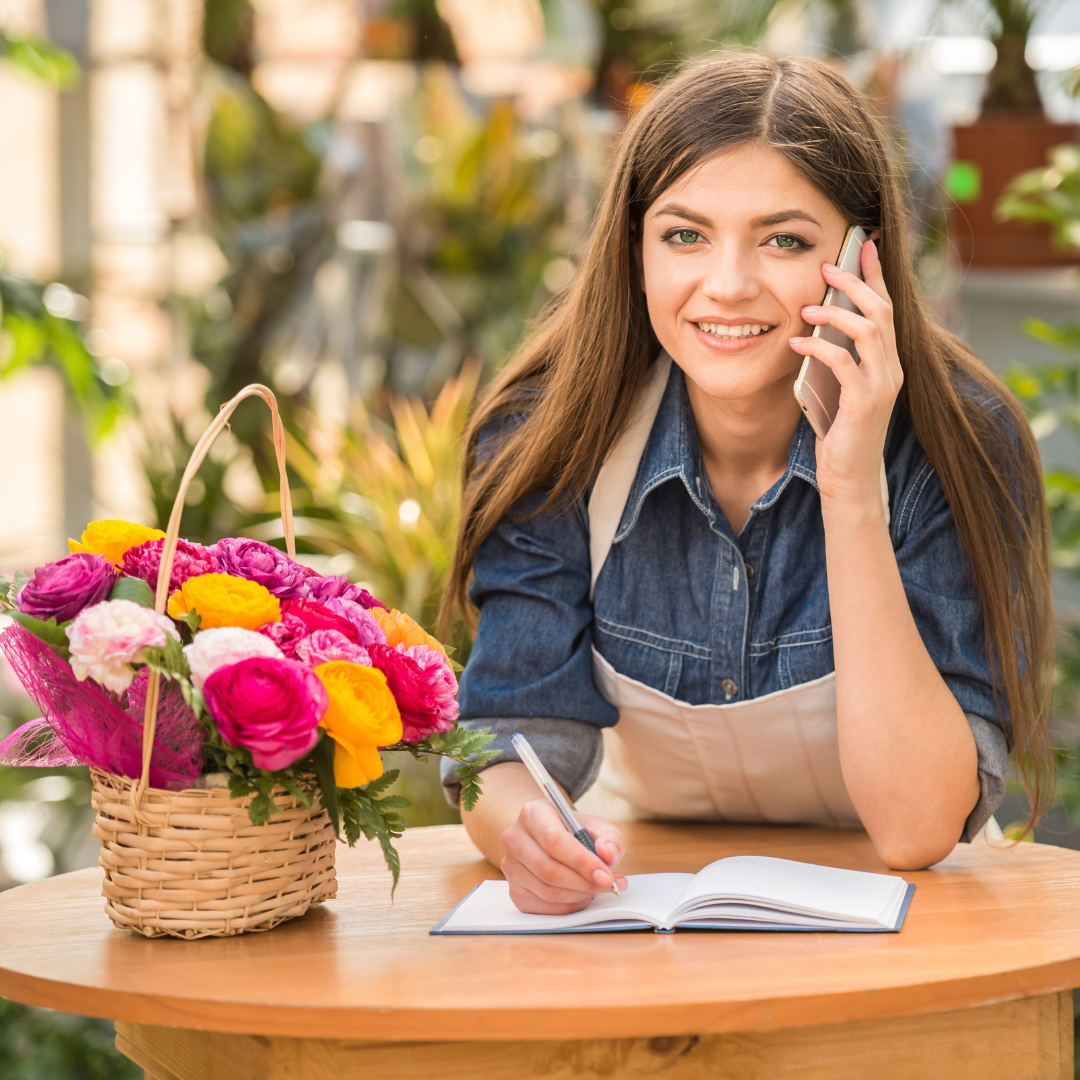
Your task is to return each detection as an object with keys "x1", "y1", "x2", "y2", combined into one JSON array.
[
  {"x1": 66, "y1": 599, "x2": 179, "y2": 695},
  {"x1": 183, "y1": 626, "x2": 284, "y2": 691}
]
